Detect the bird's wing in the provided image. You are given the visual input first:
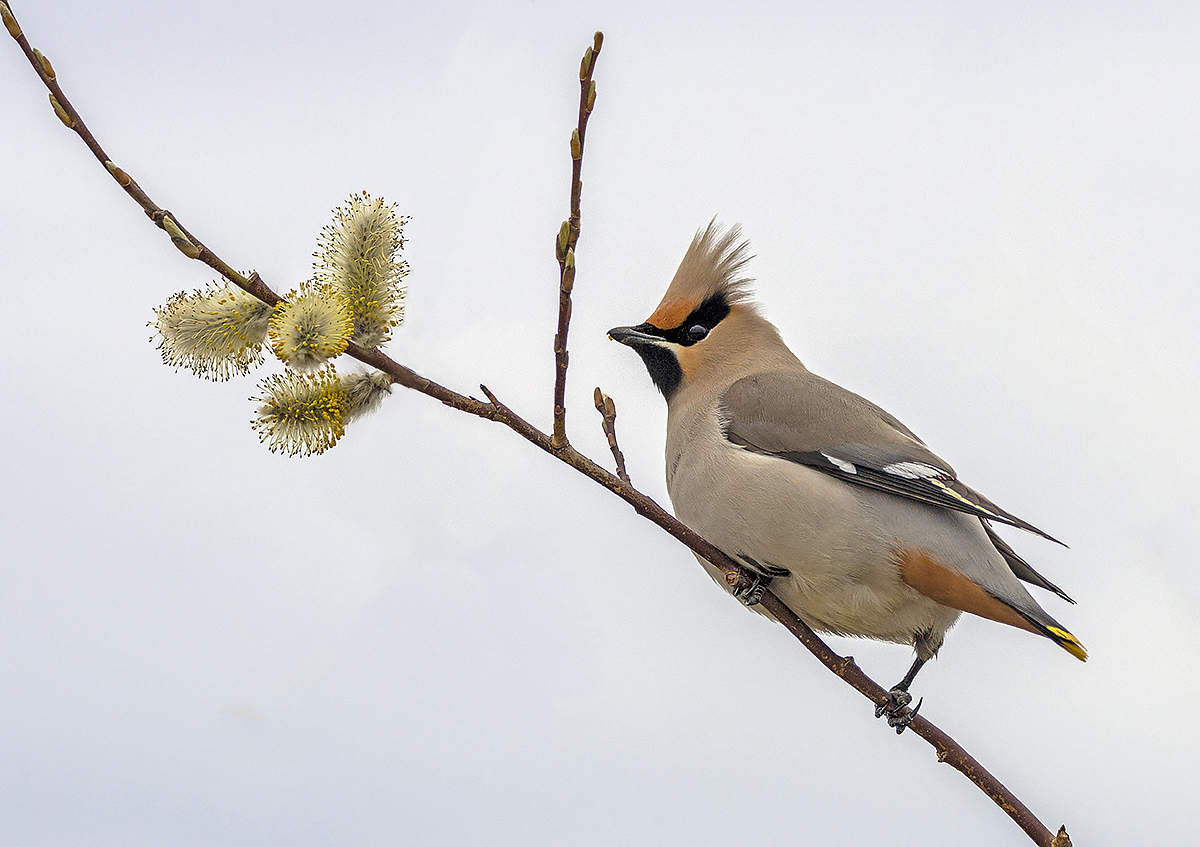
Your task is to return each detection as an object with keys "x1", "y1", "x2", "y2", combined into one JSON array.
[
  {"x1": 981, "y1": 521, "x2": 1074, "y2": 603},
  {"x1": 719, "y1": 371, "x2": 1064, "y2": 545}
]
